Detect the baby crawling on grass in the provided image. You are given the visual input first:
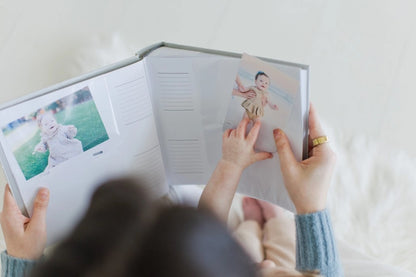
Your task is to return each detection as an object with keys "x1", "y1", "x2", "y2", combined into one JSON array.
[{"x1": 33, "y1": 113, "x2": 83, "y2": 171}]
